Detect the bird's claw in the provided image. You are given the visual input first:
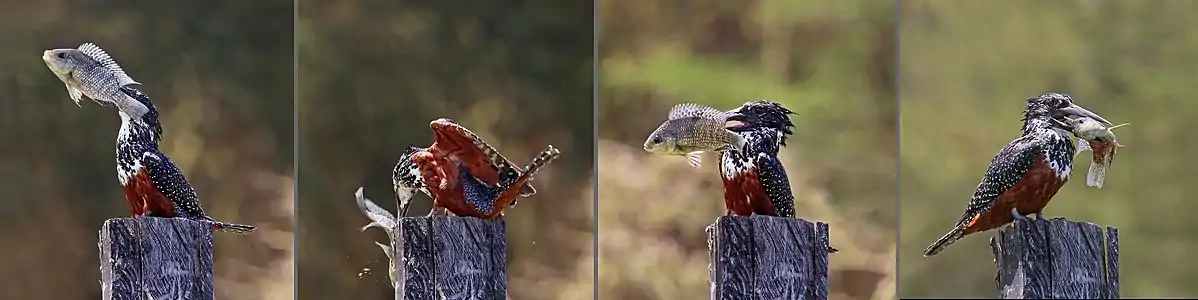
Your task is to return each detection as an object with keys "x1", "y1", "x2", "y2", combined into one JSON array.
[{"x1": 1010, "y1": 207, "x2": 1027, "y2": 221}]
